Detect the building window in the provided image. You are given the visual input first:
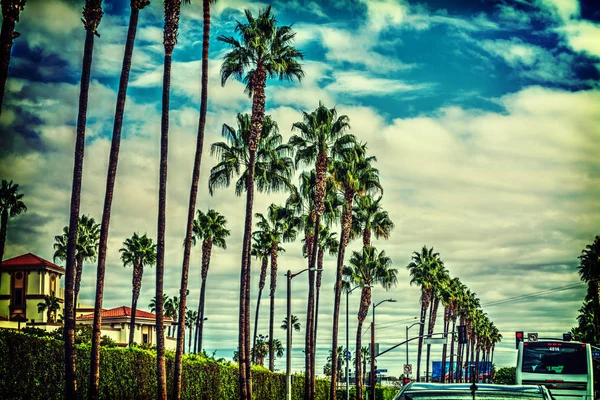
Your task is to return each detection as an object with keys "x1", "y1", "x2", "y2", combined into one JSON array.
[
  {"x1": 143, "y1": 334, "x2": 148, "y2": 344},
  {"x1": 13, "y1": 288, "x2": 24, "y2": 306}
]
